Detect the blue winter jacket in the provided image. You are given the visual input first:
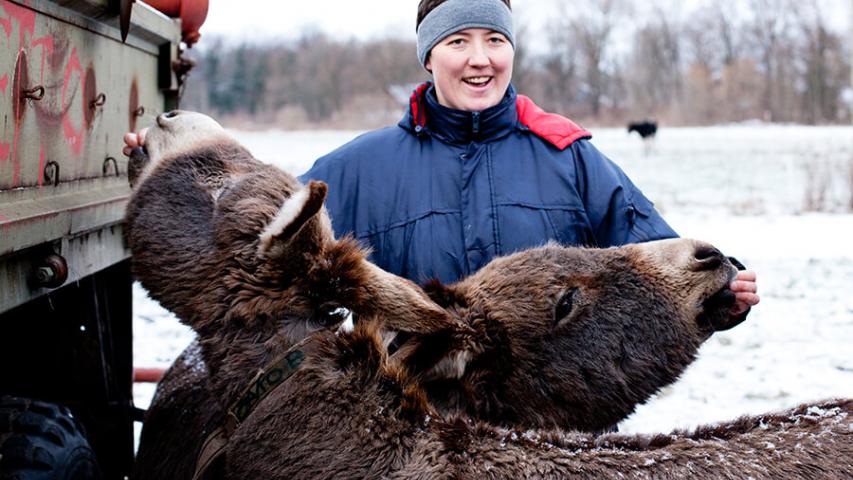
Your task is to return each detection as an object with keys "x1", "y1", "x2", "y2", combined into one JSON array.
[{"x1": 301, "y1": 83, "x2": 678, "y2": 284}]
